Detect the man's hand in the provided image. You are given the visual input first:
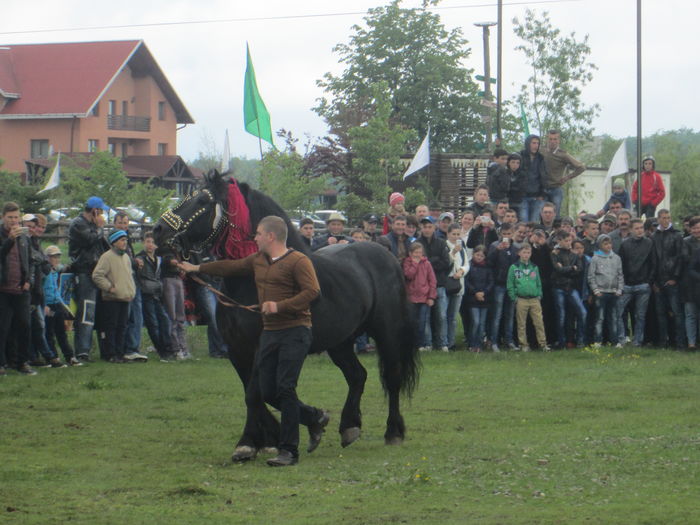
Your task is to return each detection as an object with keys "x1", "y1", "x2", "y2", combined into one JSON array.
[
  {"x1": 475, "y1": 291, "x2": 485, "y2": 302},
  {"x1": 44, "y1": 306, "x2": 51, "y2": 316},
  {"x1": 177, "y1": 262, "x2": 200, "y2": 273},
  {"x1": 9, "y1": 225, "x2": 24, "y2": 239},
  {"x1": 22, "y1": 282, "x2": 30, "y2": 291},
  {"x1": 665, "y1": 280, "x2": 677, "y2": 287},
  {"x1": 261, "y1": 301, "x2": 278, "y2": 314},
  {"x1": 338, "y1": 239, "x2": 350, "y2": 245},
  {"x1": 427, "y1": 299, "x2": 434, "y2": 307},
  {"x1": 135, "y1": 258, "x2": 144, "y2": 269},
  {"x1": 327, "y1": 237, "x2": 338, "y2": 245}
]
